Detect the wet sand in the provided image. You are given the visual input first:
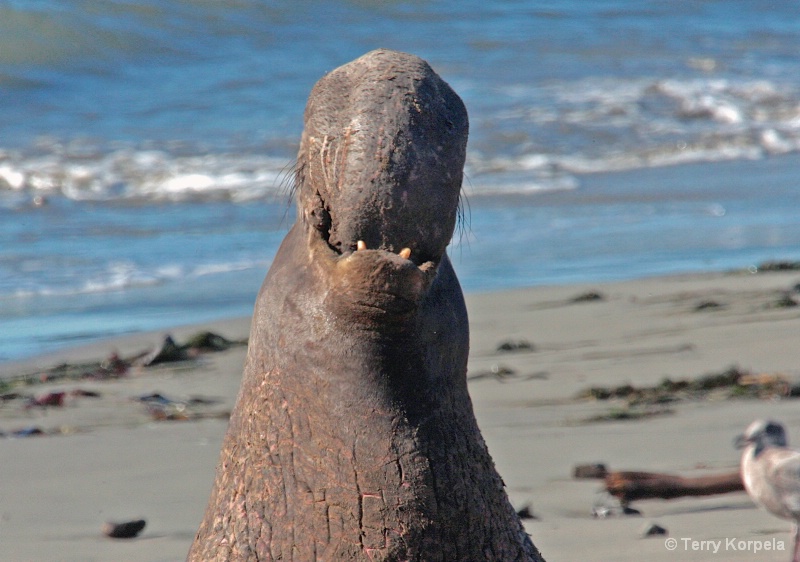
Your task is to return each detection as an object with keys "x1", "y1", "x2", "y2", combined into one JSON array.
[{"x1": 2, "y1": 269, "x2": 800, "y2": 561}]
